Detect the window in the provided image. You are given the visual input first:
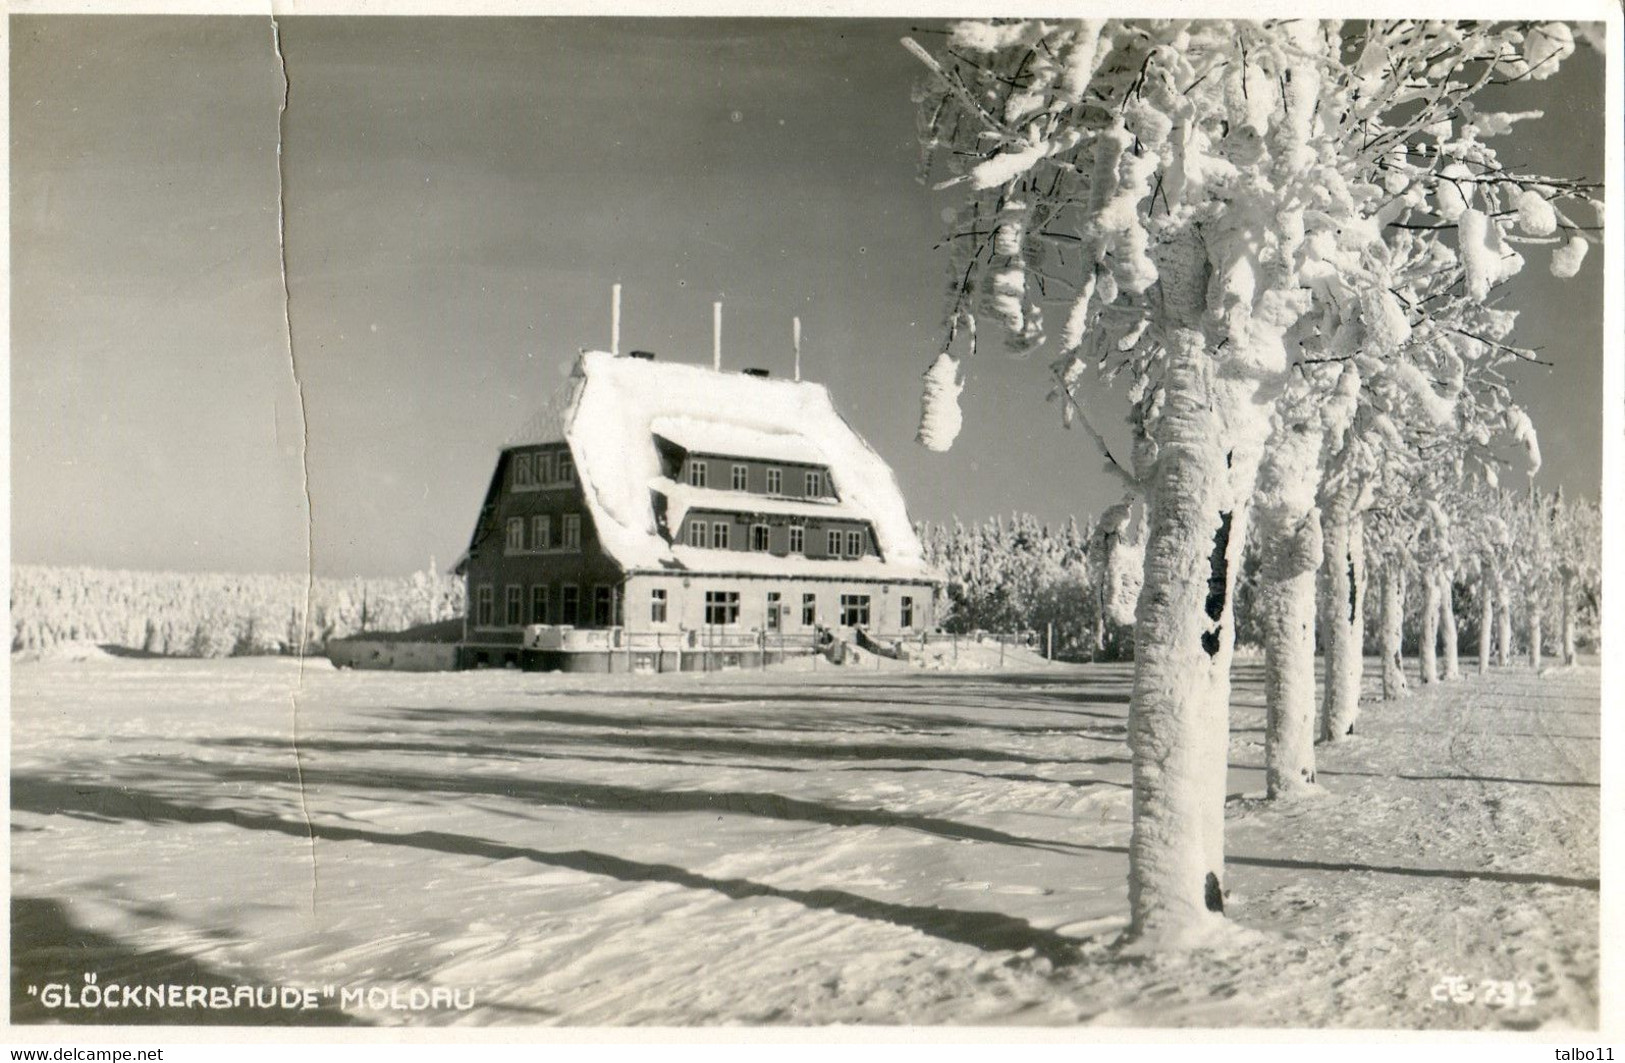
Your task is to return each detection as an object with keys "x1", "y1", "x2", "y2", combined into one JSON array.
[
  {"x1": 801, "y1": 593, "x2": 817, "y2": 626},
  {"x1": 731, "y1": 464, "x2": 748, "y2": 491},
  {"x1": 766, "y1": 468, "x2": 782, "y2": 494},
  {"x1": 846, "y1": 530, "x2": 863, "y2": 557},
  {"x1": 788, "y1": 524, "x2": 805, "y2": 554},
  {"x1": 557, "y1": 453, "x2": 575, "y2": 484},
  {"x1": 827, "y1": 530, "x2": 841, "y2": 556},
  {"x1": 532, "y1": 514, "x2": 551, "y2": 551},
  {"x1": 560, "y1": 584, "x2": 580, "y2": 625},
  {"x1": 688, "y1": 461, "x2": 708, "y2": 488},
  {"x1": 593, "y1": 585, "x2": 613, "y2": 627},
  {"x1": 900, "y1": 595, "x2": 915, "y2": 629},
  {"x1": 766, "y1": 592, "x2": 781, "y2": 631},
  {"x1": 531, "y1": 584, "x2": 550, "y2": 625},
  {"x1": 476, "y1": 585, "x2": 494, "y2": 627},
  {"x1": 687, "y1": 520, "x2": 708, "y2": 547},
  {"x1": 704, "y1": 591, "x2": 740, "y2": 625},
  {"x1": 805, "y1": 471, "x2": 821, "y2": 497},
  {"x1": 711, "y1": 522, "x2": 731, "y2": 549},
  {"x1": 505, "y1": 585, "x2": 523, "y2": 627},
  {"x1": 750, "y1": 523, "x2": 771, "y2": 552},
  {"x1": 505, "y1": 518, "x2": 525, "y2": 553},
  {"x1": 839, "y1": 594, "x2": 871, "y2": 628},
  {"x1": 535, "y1": 451, "x2": 554, "y2": 484},
  {"x1": 562, "y1": 513, "x2": 581, "y2": 550},
  {"x1": 514, "y1": 453, "x2": 533, "y2": 487},
  {"x1": 650, "y1": 588, "x2": 668, "y2": 624}
]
